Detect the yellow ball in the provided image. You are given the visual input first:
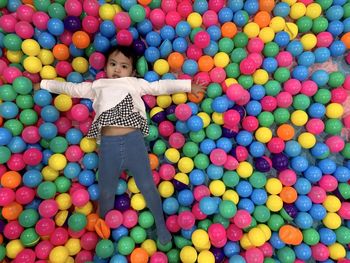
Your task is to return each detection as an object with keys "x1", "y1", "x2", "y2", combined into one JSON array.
[
  {"x1": 323, "y1": 195, "x2": 341, "y2": 212},
  {"x1": 56, "y1": 193, "x2": 72, "y2": 210},
  {"x1": 6, "y1": 240, "x2": 24, "y2": 259},
  {"x1": 65, "y1": 238, "x2": 81, "y2": 256},
  {"x1": 240, "y1": 233, "x2": 253, "y2": 250},
  {"x1": 178, "y1": 157, "x2": 194, "y2": 173},
  {"x1": 23, "y1": 56, "x2": 42, "y2": 73},
  {"x1": 290, "y1": 2, "x2": 306, "y2": 19},
  {"x1": 282, "y1": 0, "x2": 297, "y2": 5},
  {"x1": 38, "y1": 49, "x2": 54, "y2": 65},
  {"x1": 284, "y1": 22, "x2": 298, "y2": 40},
  {"x1": 306, "y1": 3, "x2": 322, "y2": 19},
  {"x1": 75, "y1": 201, "x2": 93, "y2": 215},
  {"x1": 128, "y1": 177, "x2": 140, "y2": 193},
  {"x1": 80, "y1": 137, "x2": 97, "y2": 153},
  {"x1": 209, "y1": 180, "x2": 226, "y2": 196},
  {"x1": 54, "y1": 94, "x2": 73, "y2": 112},
  {"x1": 72, "y1": 57, "x2": 88, "y2": 73},
  {"x1": 154, "y1": 59, "x2": 169, "y2": 75},
  {"x1": 131, "y1": 193, "x2": 146, "y2": 210},
  {"x1": 298, "y1": 132, "x2": 316, "y2": 149},
  {"x1": 157, "y1": 95, "x2": 172, "y2": 108},
  {"x1": 158, "y1": 181, "x2": 174, "y2": 198},
  {"x1": 99, "y1": 3, "x2": 116, "y2": 20},
  {"x1": 174, "y1": 172, "x2": 189, "y2": 185},
  {"x1": 214, "y1": 52, "x2": 230, "y2": 68},
  {"x1": 243, "y1": 22, "x2": 260, "y2": 38},
  {"x1": 224, "y1": 78, "x2": 238, "y2": 86},
  {"x1": 21, "y1": 39, "x2": 41, "y2": 56},
  {"x1": 257, "y1": 224, "x2": 272, "y2": 240},
  {"x1": 198, "y1": 250, "x2": 215, "y2": 263},
  {"x1": 222, "y1": 189, "x2": 239, "y2": 204},
  {"x1": 197, "y1": 112, "x2": 211, "y2": 128},
  {"x1": 266, "y1": 194, "x2": 283, "y2": 212},
  {"x1": 141, "y1": 239, "x2": 157, "y2": 256},
  {"x1": 192, "y1": 229, "x2": 210, "y2": 249},
  {"x1": 236, "y1": 161, "x2": 253, "y2": 178},
  {"x1": 49, "y1": 246, "x2": 69, "y2": 263},
  {"x1": 180, "y1": 246, "x2": 197, "y2": 263},
  {"x1": 253, "y1": 69, "x2": 269, "y2": 85},
  {"x1": 300, "y1": 33, "x2": 317, "y2": 51},
  {"x1": 255, "y1": 127, "x2": 273, "y2": 143},
  {"x1": 112, "y1": 4, "x2": 122, "y2": 13},
  {"x1": 66, "y1": 257, "x2": 75, "y2": 263},
  {"x1": 211, "y1": 112, "x2": 224, "y2": 125},
  {"x1": 49, "y1": 153, "x2": 67, "y2": 171},
  {"x1": 172, "y1": 92, "x2": 188, "y2": 105},
  {"x1": 187, "y1": 12, "x2": 202, "y2": 28},
  {"x1": 165, "y1": 148, "x2": 180, "y2": 163},
  {"x1": 265, "y1": 178, "x2": 283, "y2": 195},
  {"x1": 291, "y1": 110, "x2": 308, "y2": 126},
  {"x1": 6, "y1": 50, "x2": 23, "y2": 63},
  {"x1": 42, "y1": 165, "x2": 59, "y2": 181},
  {"x1": 248, "y1": 227, "x2": 266, "y2": 247},
  {"x1": 270, "y1": 17, "x2": 286, "y2": 33},
  {"x1": 258, "y1": 27, "x2": 275, "y2": 43},
  {"x1": 323, "y1": 212, "x2": 342, "y2": 229},
  {"x1": 55, "y1": 210, "x2": 68, "y2": 226},
  {"x1": 40, "y1": 65, "x2": 57, "y2": 79},
  {"x1": 326, "y1": 103, "x2": 344, "y2": 118},
  {"x1": 329, "y1": 243, "x2": 346, "y2": 260}
]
